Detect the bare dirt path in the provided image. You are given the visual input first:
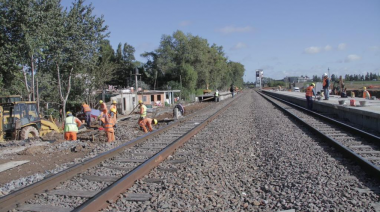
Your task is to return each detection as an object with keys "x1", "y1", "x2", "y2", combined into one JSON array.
[{"x1": 0, "y1": 102, "x2": 212, "y2": 187}]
